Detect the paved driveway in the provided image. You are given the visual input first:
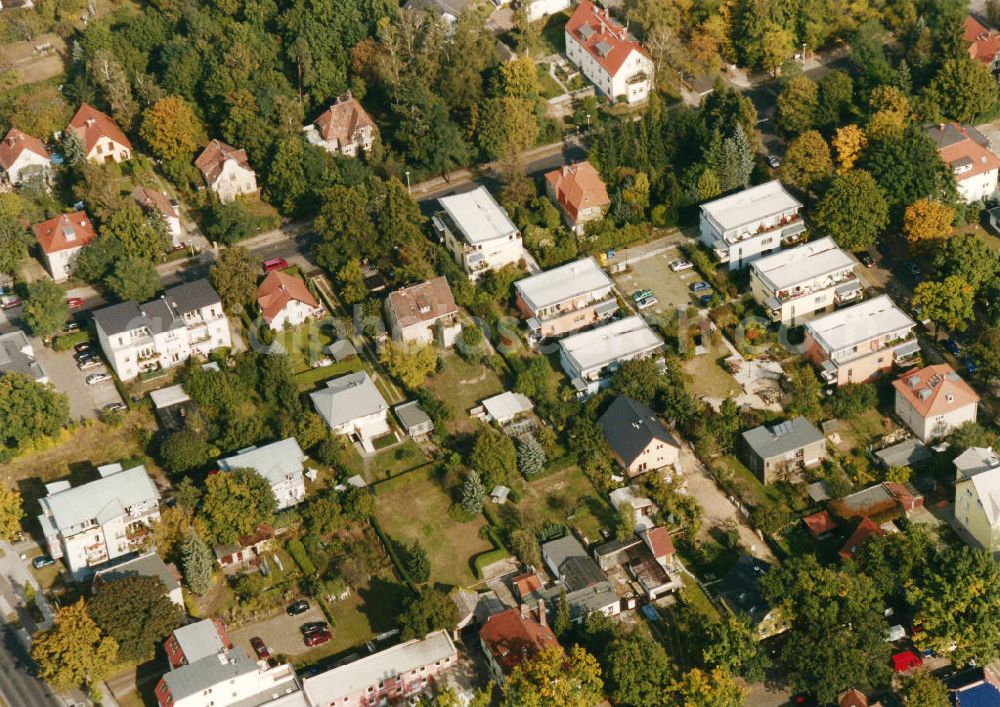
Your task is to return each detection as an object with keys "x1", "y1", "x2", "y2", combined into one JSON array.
[
  {"x1": 229, "y1": 603, "x2": 329, "y2": 659},
  {"x1": 610, "y1": 235, "x2": 701, "y2": 317},
  {"x1": 32, "y1": 343, "x2": 123, "y2": 420}
]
